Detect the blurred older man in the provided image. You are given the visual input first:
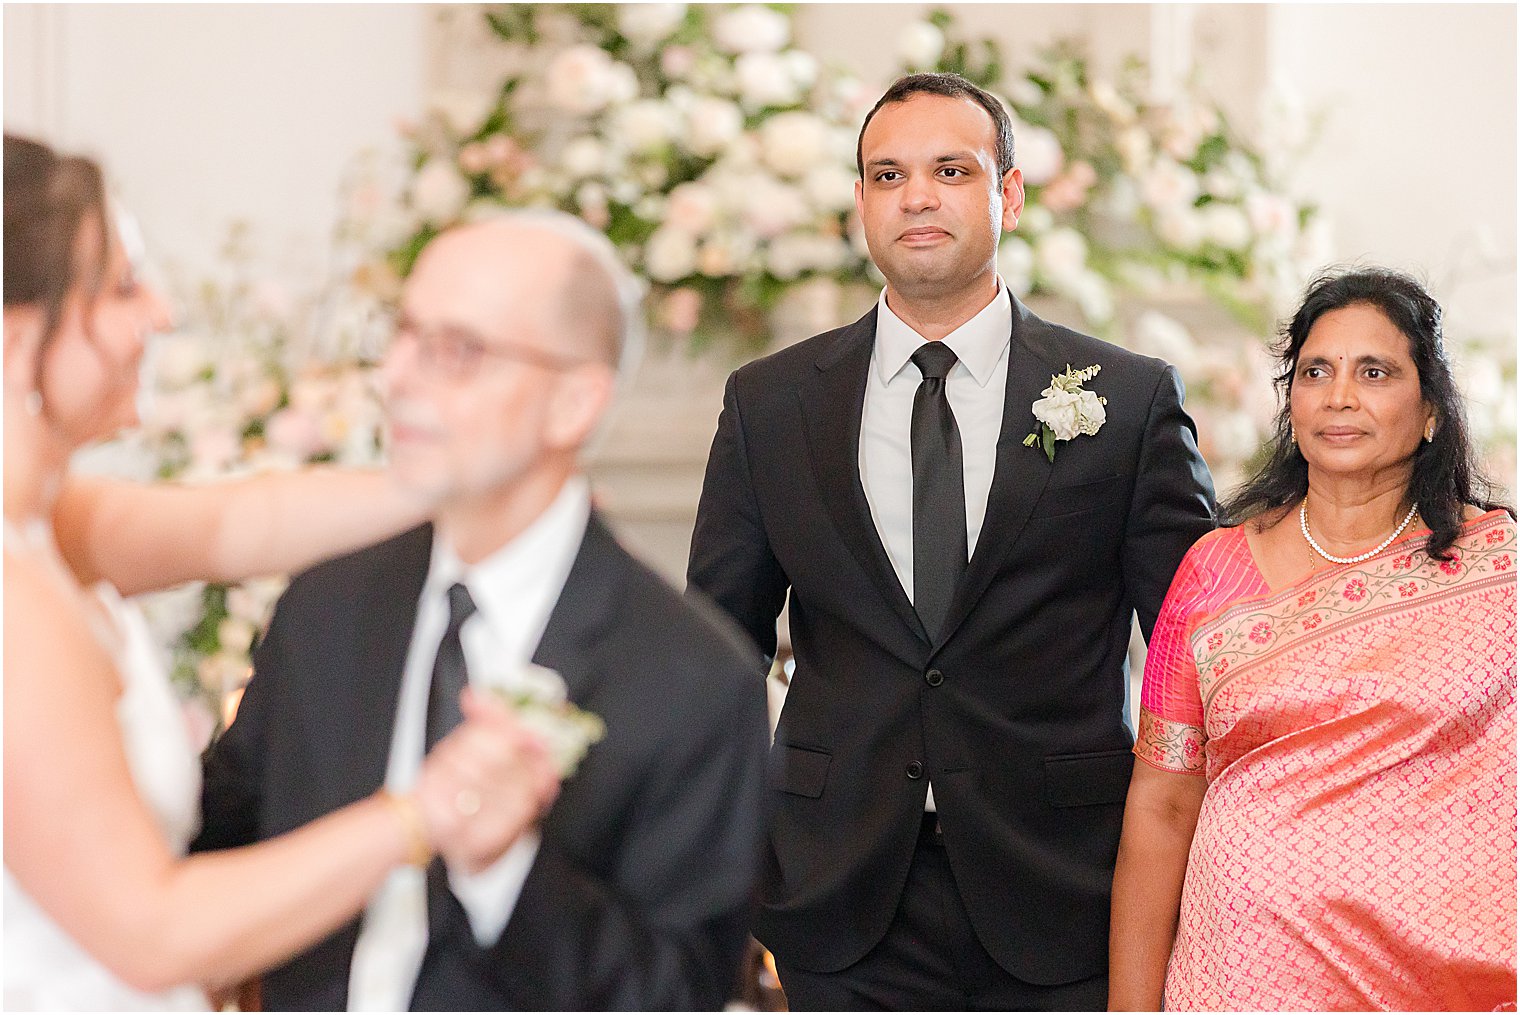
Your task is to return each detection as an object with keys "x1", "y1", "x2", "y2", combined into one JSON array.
[{"x1": 196, "y1": 212, "x2": 771, "y2": 1011}]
